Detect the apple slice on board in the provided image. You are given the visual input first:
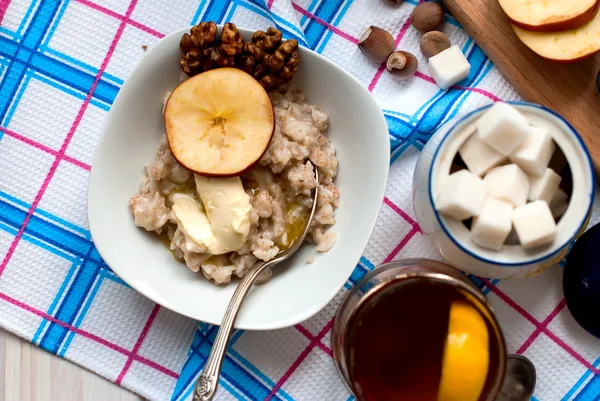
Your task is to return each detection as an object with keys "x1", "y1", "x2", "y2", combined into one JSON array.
[
  {"x1": 512, "y1": 10, "x2": 600, "y2": 62},
  {"x1": 499, "y1": 0, "x2": 599, "y2": 32},
  {"x1": 165, "y1": 68, "x2": 275, "y2": 177}
]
